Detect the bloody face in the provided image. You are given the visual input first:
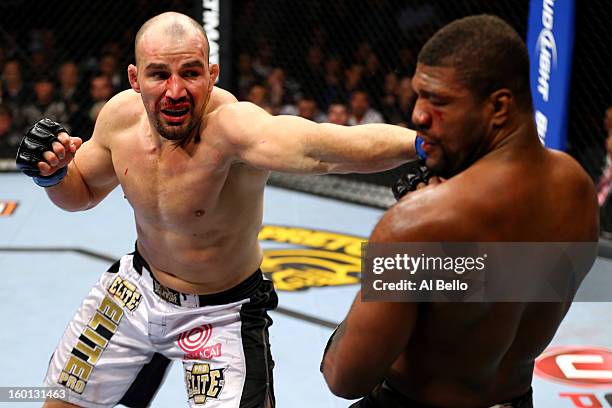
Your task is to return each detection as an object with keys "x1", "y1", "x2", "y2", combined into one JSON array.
[
  {"x1": 411, "y1": 63, "x2": 490, "y2": 177},
  {"x1": 135, "y1": 31, "x2": 215, "y2": 144}
]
